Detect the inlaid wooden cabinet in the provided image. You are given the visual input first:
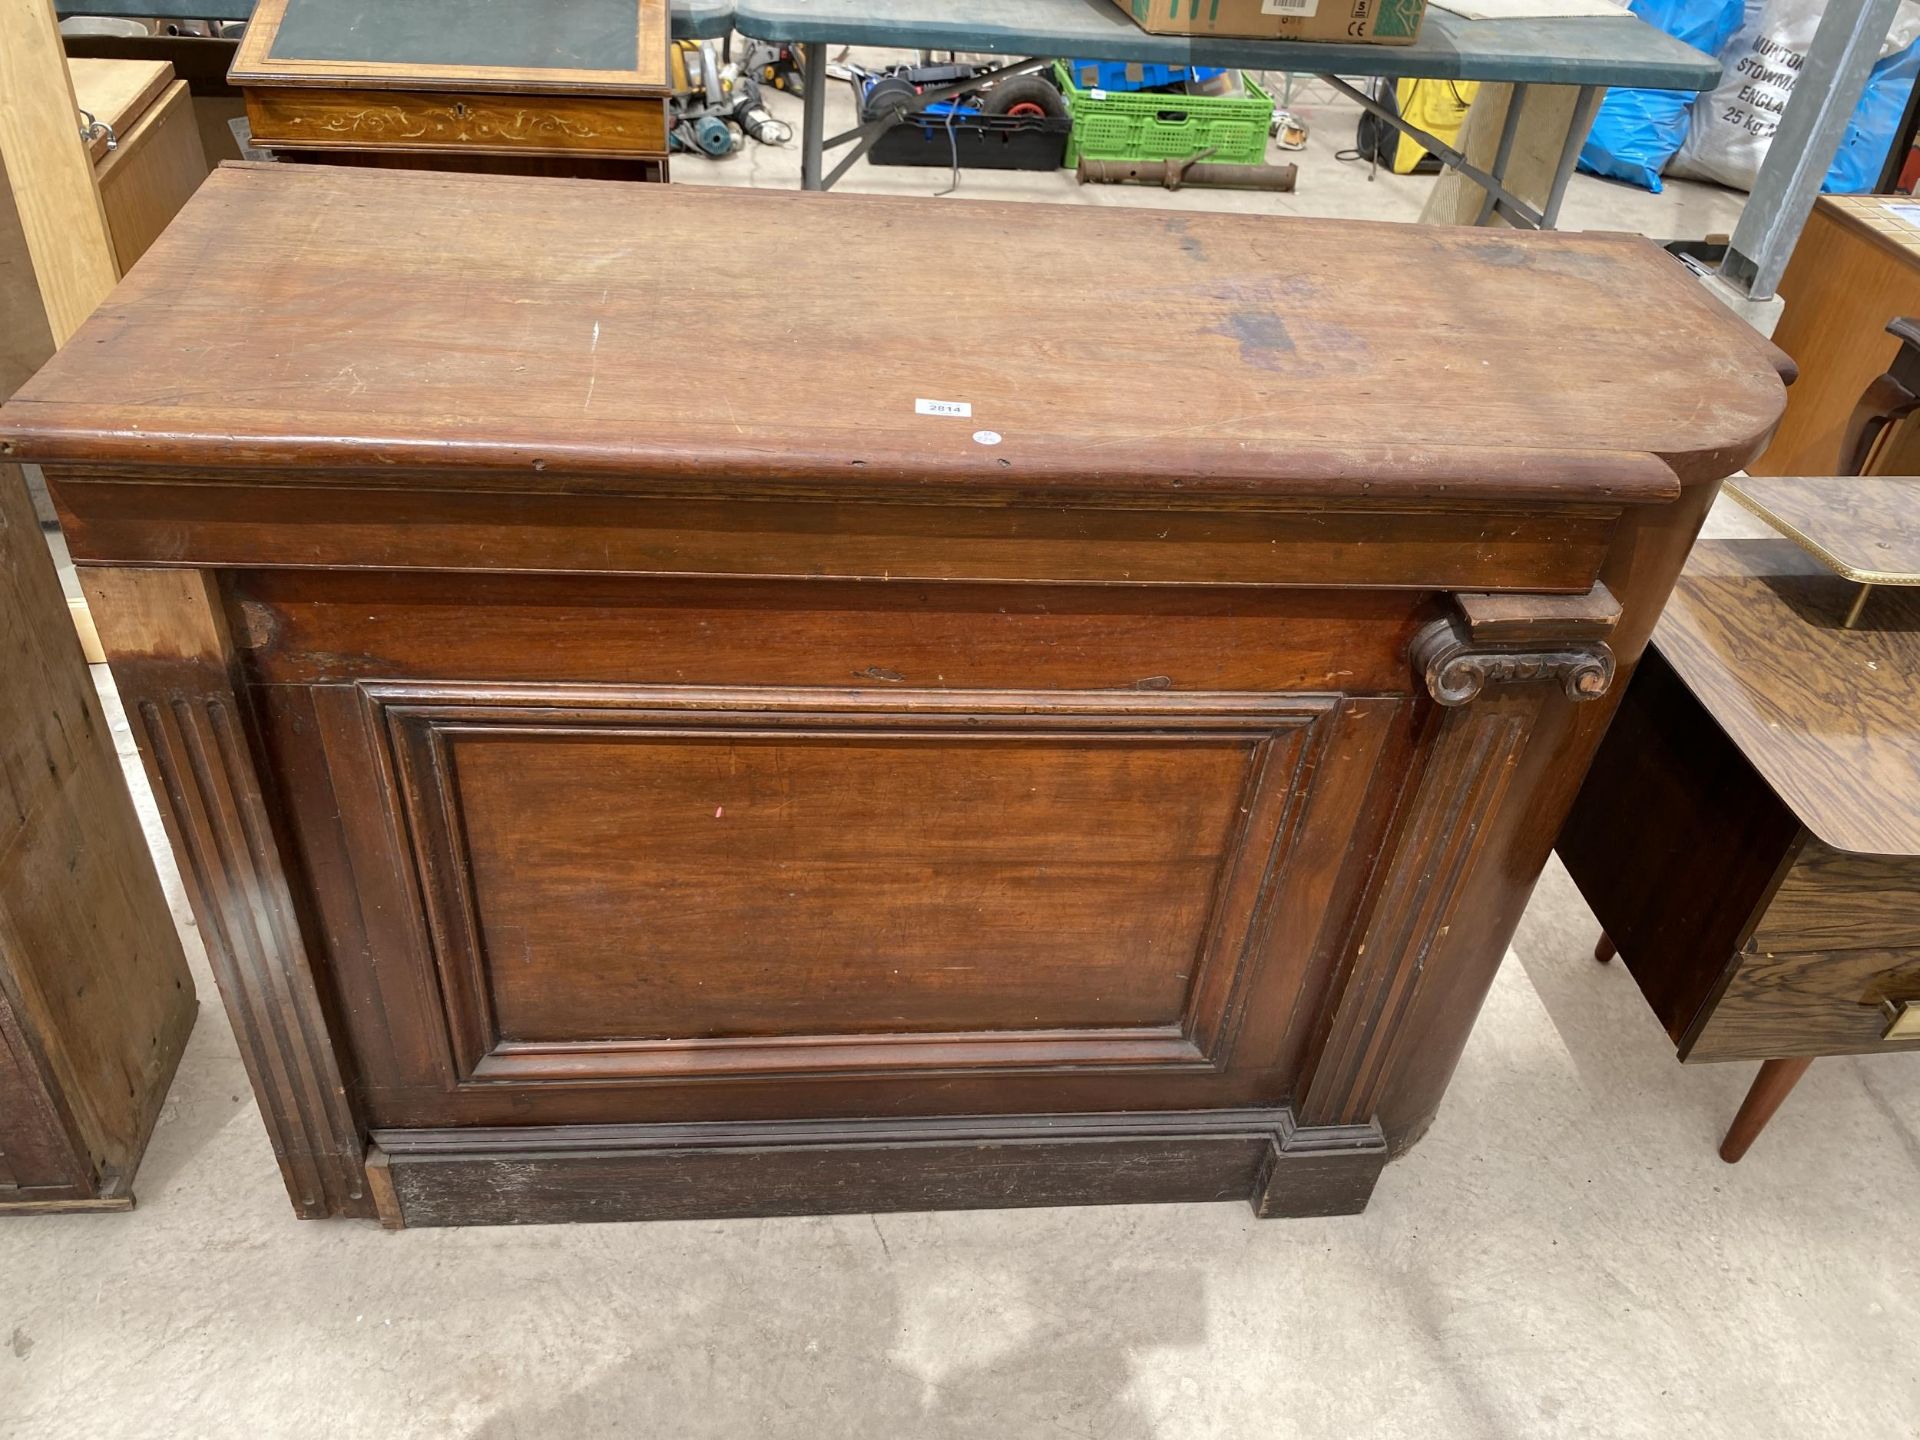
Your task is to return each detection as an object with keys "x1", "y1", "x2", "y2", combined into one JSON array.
[{"x1": 0, "y1": 165, "x2": 1791, "y2": 1227}]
